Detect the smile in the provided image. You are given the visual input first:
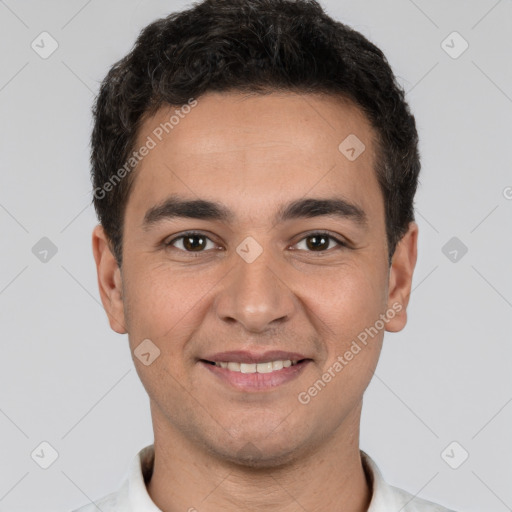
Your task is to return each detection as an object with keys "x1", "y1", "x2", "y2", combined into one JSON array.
[
  {"x1": 210, "y1": 359, "x2": 300, "y2": 373},
  {"x1": 200, "y1": 358, "x2": 311, "y2": 391}
]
